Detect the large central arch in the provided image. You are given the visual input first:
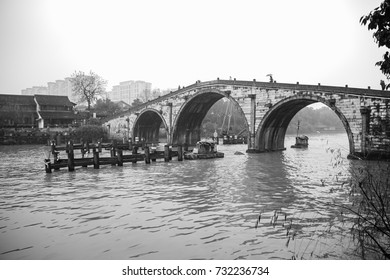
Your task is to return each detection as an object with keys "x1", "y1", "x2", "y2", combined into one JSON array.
[
  {"x1": 172, "y1": 89, "x2": 248, "y2": 145},
  {"x1": 255, "y1": 94, "x2": 354, "y2": 154}
]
